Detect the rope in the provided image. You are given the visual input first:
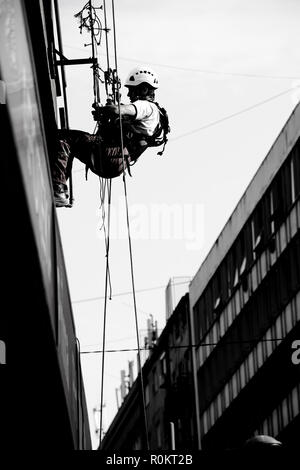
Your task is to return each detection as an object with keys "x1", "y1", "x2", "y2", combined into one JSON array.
[
  {"x1": 103, "y1": 0, "x2": 110, "y2": 72},
  {"x1": 88, "y1": 0, "x2": 100, "y2": 104},
  {"x1": 98, "y1": 178, "x2": 112, "y2": 296},
  {"x1": 91, "y1": 0, "x2": 113, "y2": 448},
  {"x1": 76, "y1": 338, "x2": 85, "y2": 449},
  {"x1": 99, "y1": 178, "x2": 112, "y2": 447},
  {"x1": 111, "y1": 0, "x2": 150, "y2": 451}
]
